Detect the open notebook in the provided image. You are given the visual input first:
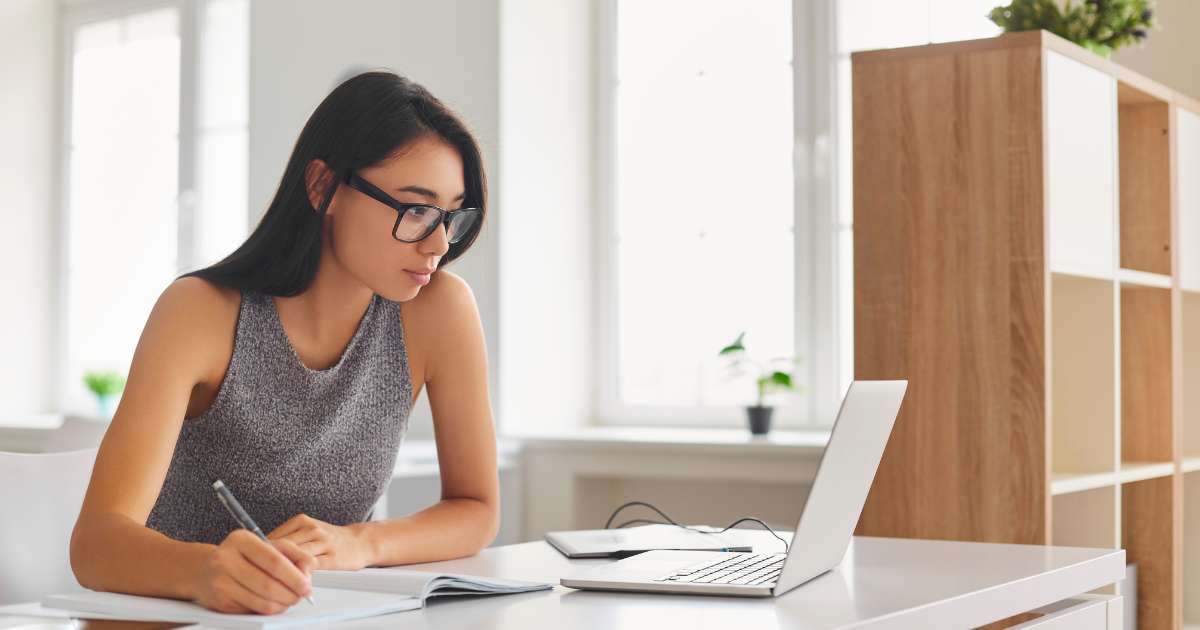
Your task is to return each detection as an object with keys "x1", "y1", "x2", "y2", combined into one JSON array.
[{"x1": 40, "y1": 569, "x2": 552, "y2": 629}]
